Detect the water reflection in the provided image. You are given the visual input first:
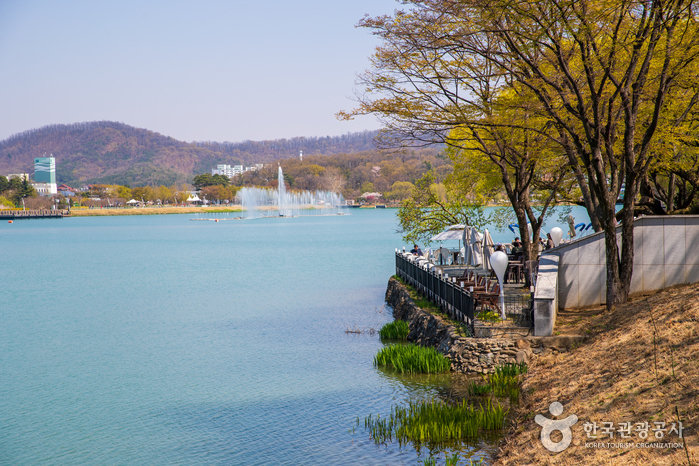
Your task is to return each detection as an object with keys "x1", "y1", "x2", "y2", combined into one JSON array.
[{"x1": 363, "y1": 367, "x2": 503, "y2": 464}]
